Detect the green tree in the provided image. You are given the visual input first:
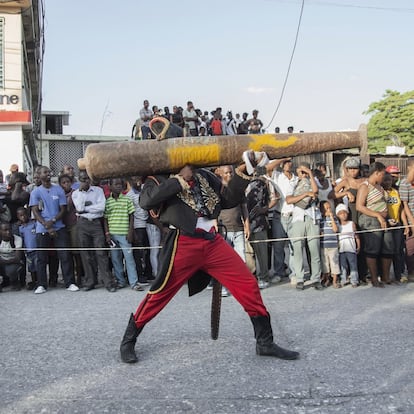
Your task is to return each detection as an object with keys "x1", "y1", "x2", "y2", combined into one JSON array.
[{"x1": 363, "y1": 89, "x2": 414, "y2": 154}]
